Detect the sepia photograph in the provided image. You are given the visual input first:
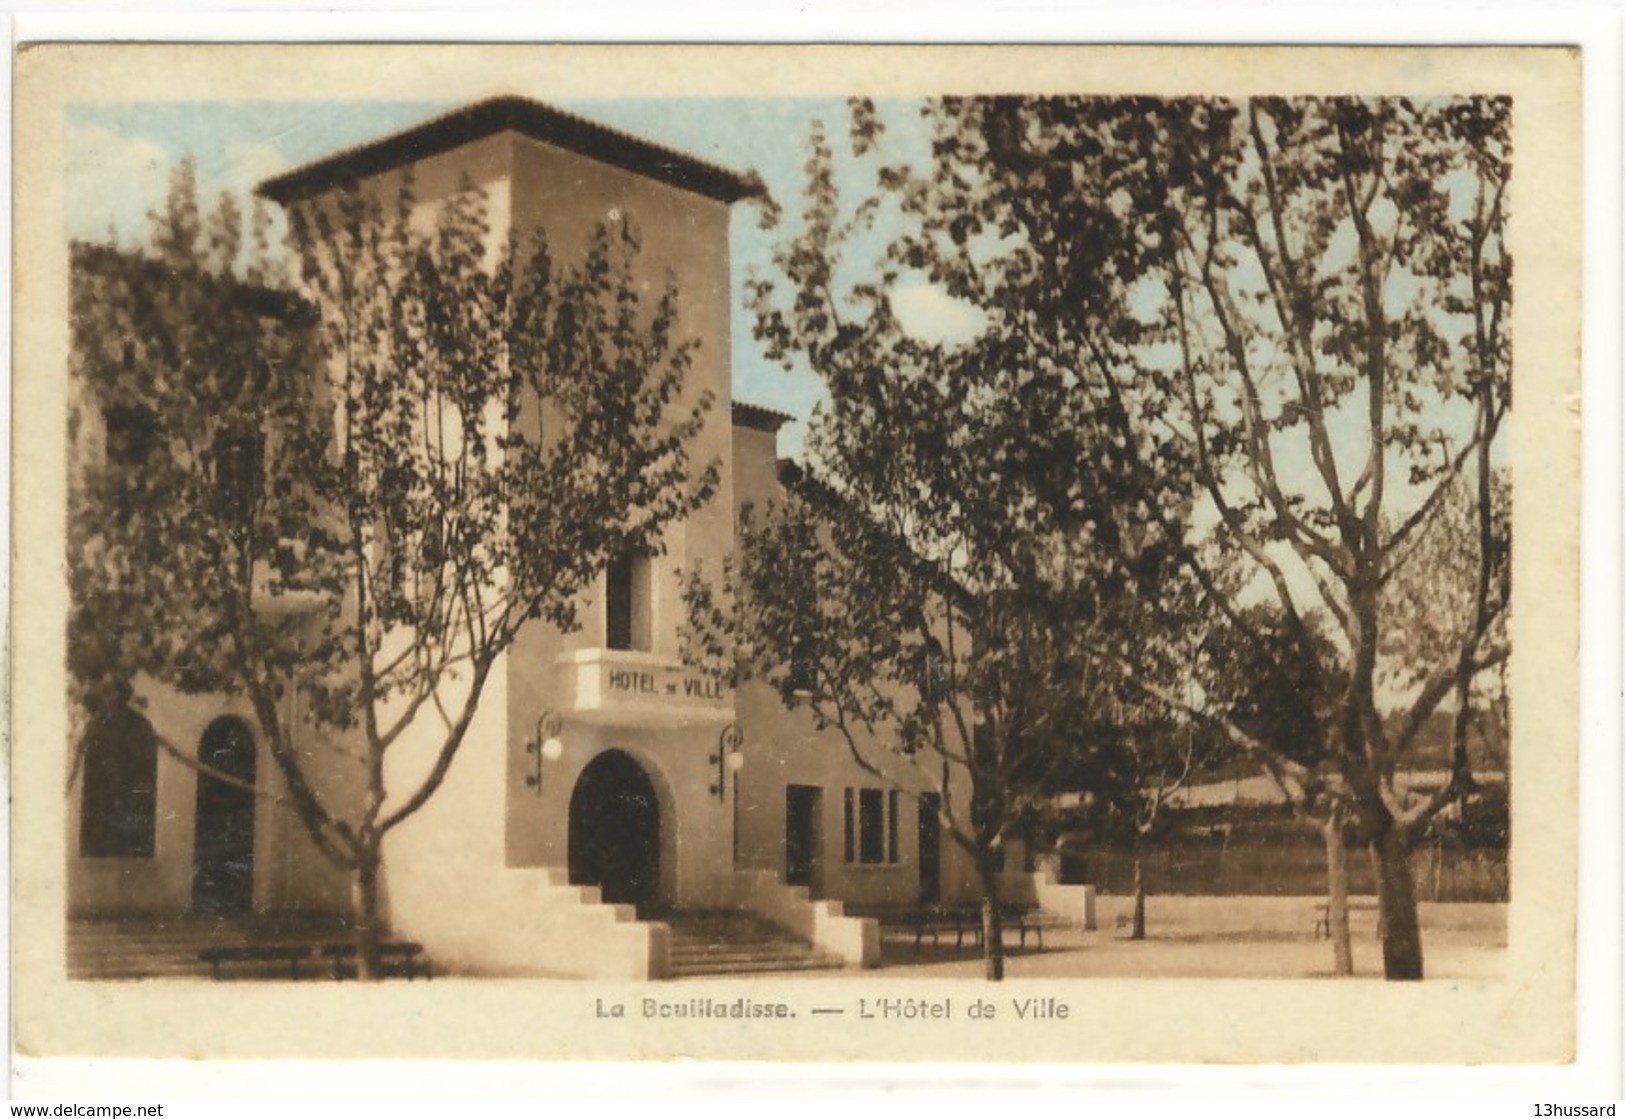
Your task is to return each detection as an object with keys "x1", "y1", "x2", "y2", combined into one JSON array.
[{"x1": 9, "y1": 38, "x2": 1594, "y2": 1078}]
